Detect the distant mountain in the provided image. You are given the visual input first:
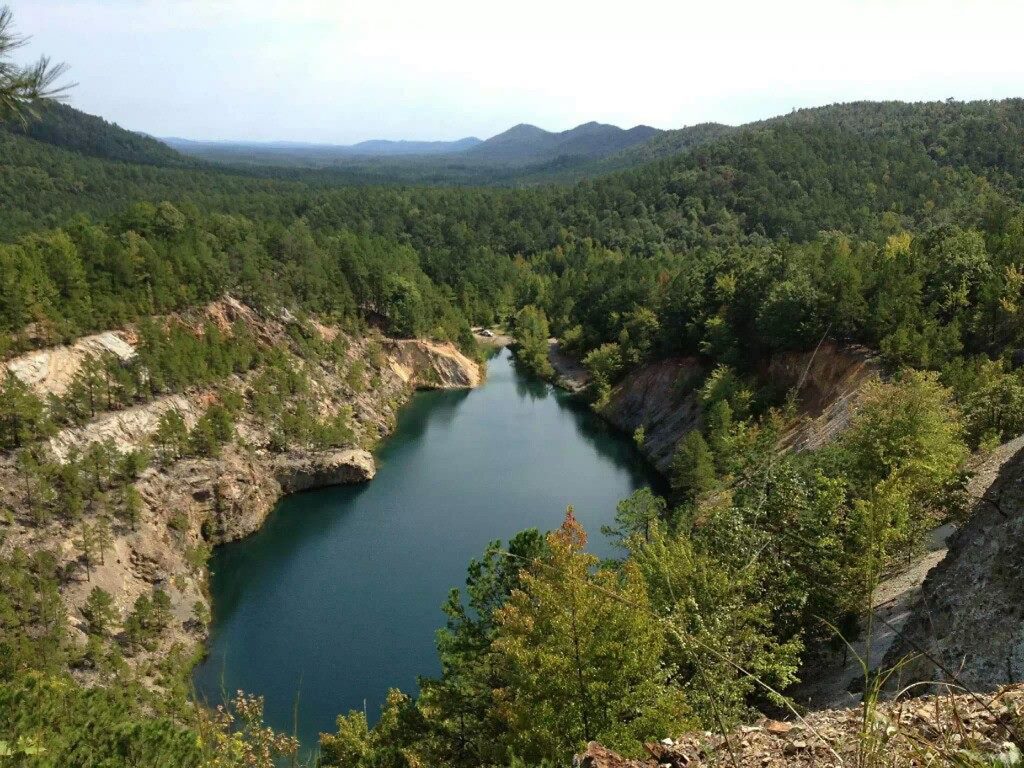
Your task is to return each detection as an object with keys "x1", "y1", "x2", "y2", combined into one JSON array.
[
  {"x1": 156, "y1": 121, "x2": 665, "y2": 175},
  {"x1": 0, "y1": 101, "x2": 722, "y2": 187},
  {"x1": 5, "y1": 98, "x2": 1024, "y2": 239},
  {"x1": 348, "y1": 137, "x2": 481, "y2": 156},
  {"x1": 464, "y1": 121, "x2": 662, "y2": 164},
  {"x1": 161, "y1": 135, "x2": 482, "y2": 166}
]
